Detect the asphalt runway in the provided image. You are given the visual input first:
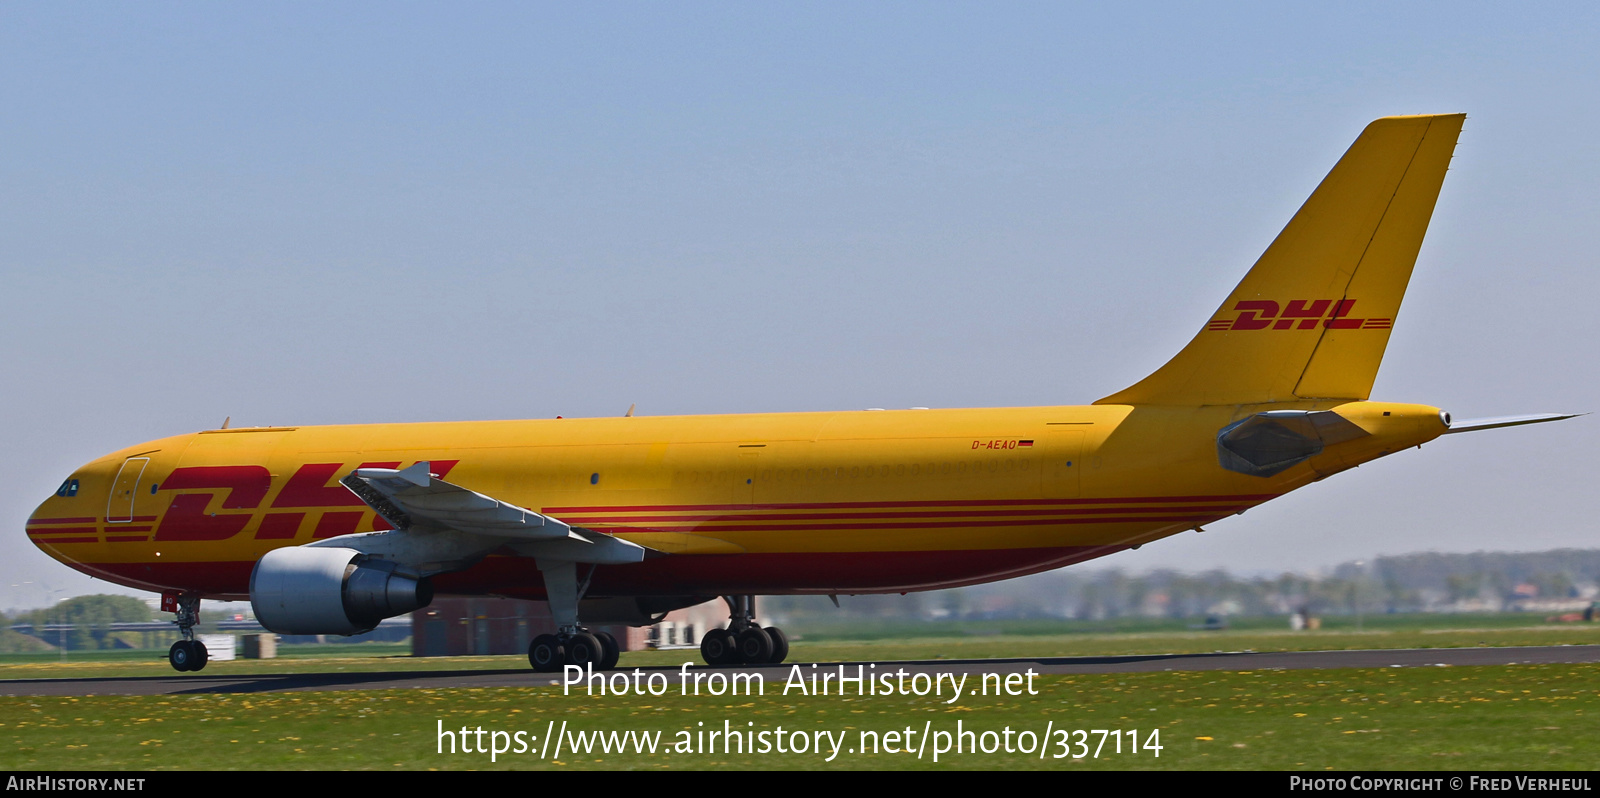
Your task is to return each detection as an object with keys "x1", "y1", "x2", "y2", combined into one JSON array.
[{"x1": 4, "y1": 644, "x2": 1598, "y2": 697}]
